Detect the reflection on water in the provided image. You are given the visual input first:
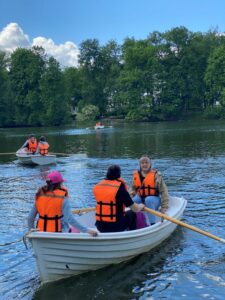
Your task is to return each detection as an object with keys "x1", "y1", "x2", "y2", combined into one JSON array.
[{"x1": 1, "y1": 120, "x2": 225, "y2": 299}]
